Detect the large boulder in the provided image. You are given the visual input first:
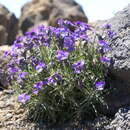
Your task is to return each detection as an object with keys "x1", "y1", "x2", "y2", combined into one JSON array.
[
  {"x1": 106, "y1": 4, "x2": 130, "y2": 113},
  {"x1": 19, "y1": 0, "x2": 88, "y2": 34},
  {"x1": 94, "y1": 4, "x2": 130, "y2": 115},
  {"x1": 0, "y1": 4, "x2": 18, "y2": 45},
  {"x1": 106, "y1": 4, "x2": 130, "y2": 83}
]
